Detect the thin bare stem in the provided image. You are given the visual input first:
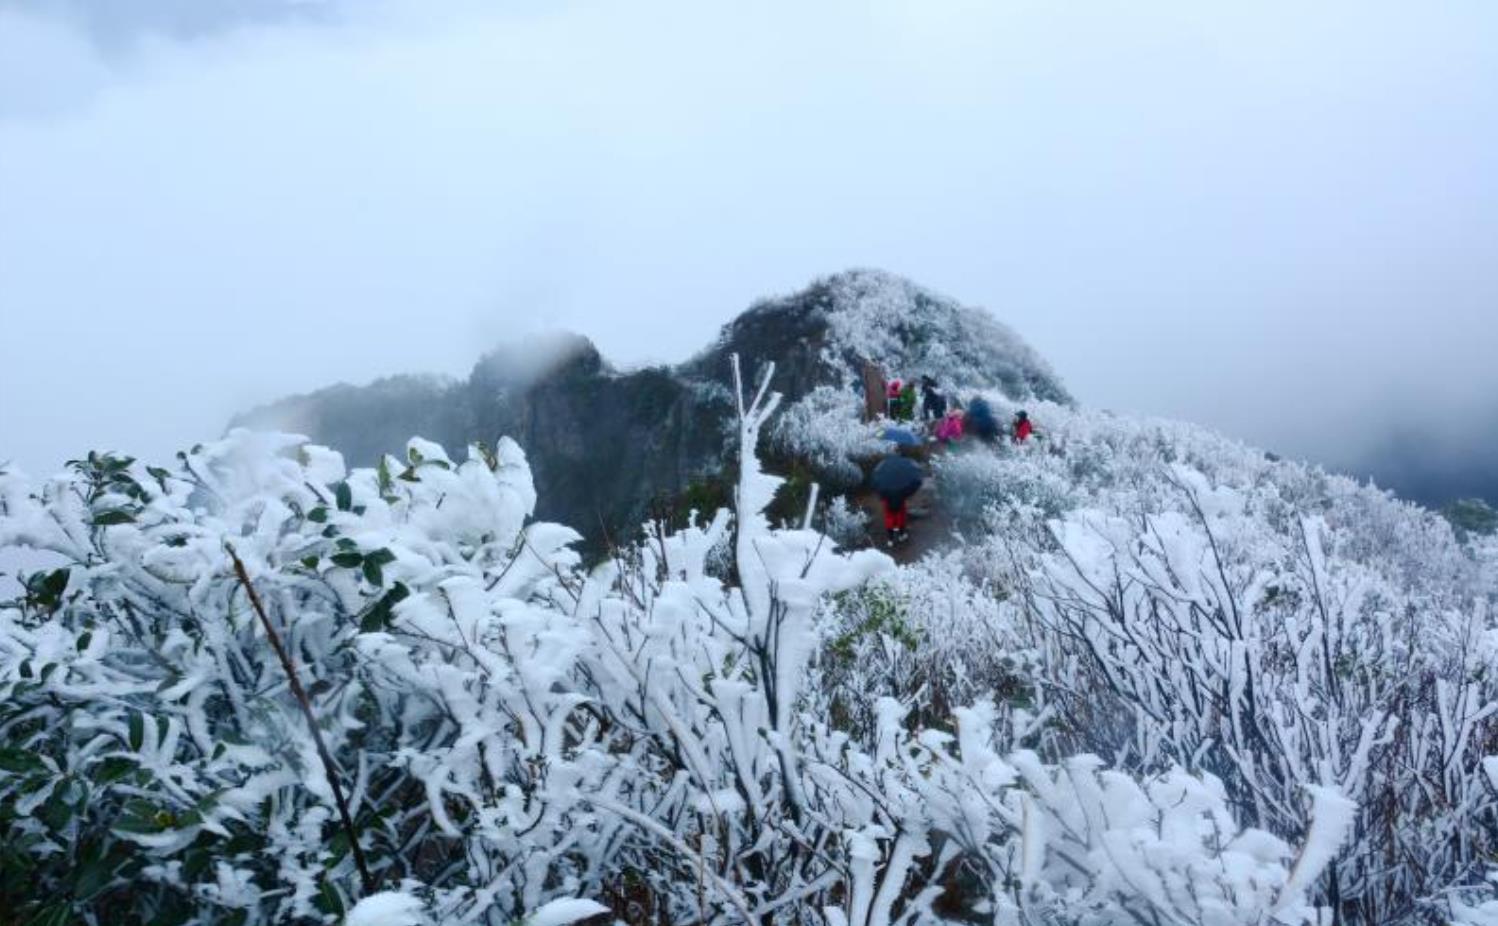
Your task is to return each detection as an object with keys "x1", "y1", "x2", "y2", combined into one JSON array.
[{"x1": 226, "y1": 543, "x2": 375, "y2": 895}]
